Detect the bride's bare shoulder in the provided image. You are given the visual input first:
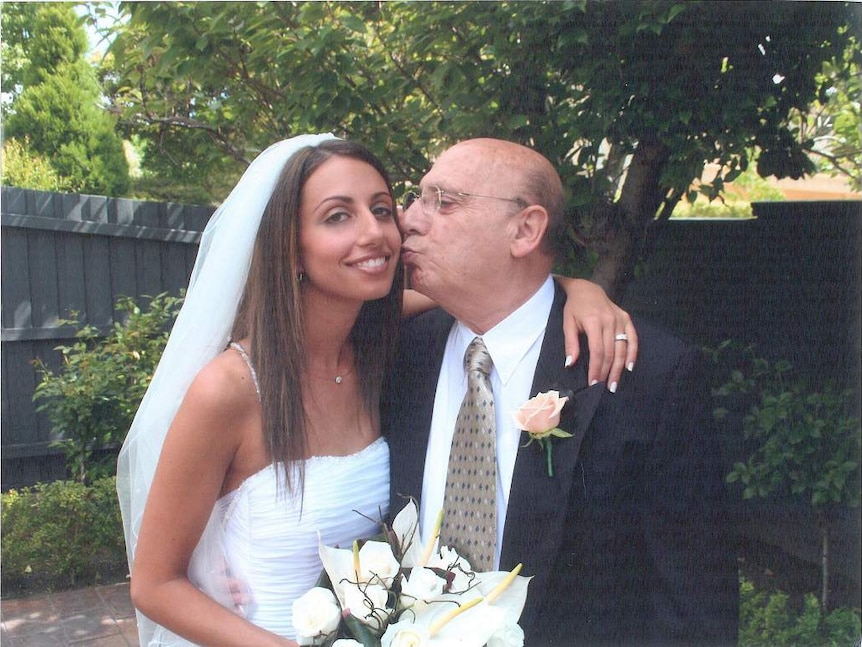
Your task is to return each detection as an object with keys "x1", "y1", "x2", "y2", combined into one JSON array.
[{"x1": 182, "y1": 347, "x2": 259, "y2": 419}]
